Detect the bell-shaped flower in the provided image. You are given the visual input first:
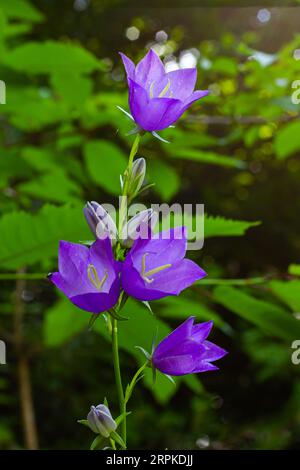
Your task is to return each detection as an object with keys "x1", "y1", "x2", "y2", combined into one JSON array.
[
  {"x1": 120, "y1": 226, "x2": 206, "y2": 301},
  {"x1": 49, "y1": 238, "x2": 120, "y2": 313},
  {"x1": 121, "y1": 208, "x2": 158, "y2": 248},
  {"x1": 152, "y1": 317, "x2": 227, "y2": 376},
  {"x1": 120, "y1": 48, "x2": 209, "y2": 132},
  {"x1": 127, "y1": 157, "x2": 146, "y2": 200},
  {"x1": 87, "y1": 404, "x2": 117, "y2": 437},
  {"x1": 83, "y1": 201, "x2": 117, "y2": 241}
]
